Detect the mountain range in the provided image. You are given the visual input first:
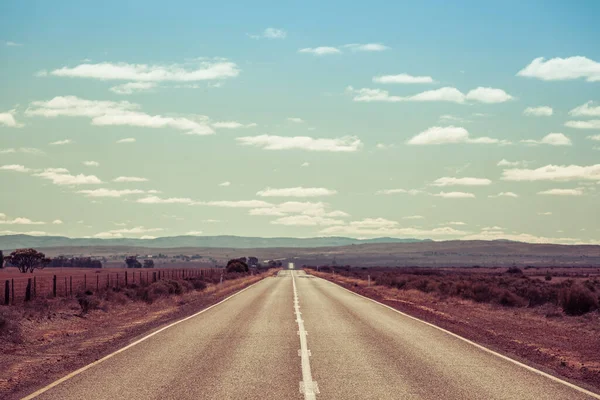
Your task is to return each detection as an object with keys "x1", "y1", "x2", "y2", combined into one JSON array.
[{"x1": 0, "y1": 234, "x2": 431, "y2": 250}]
